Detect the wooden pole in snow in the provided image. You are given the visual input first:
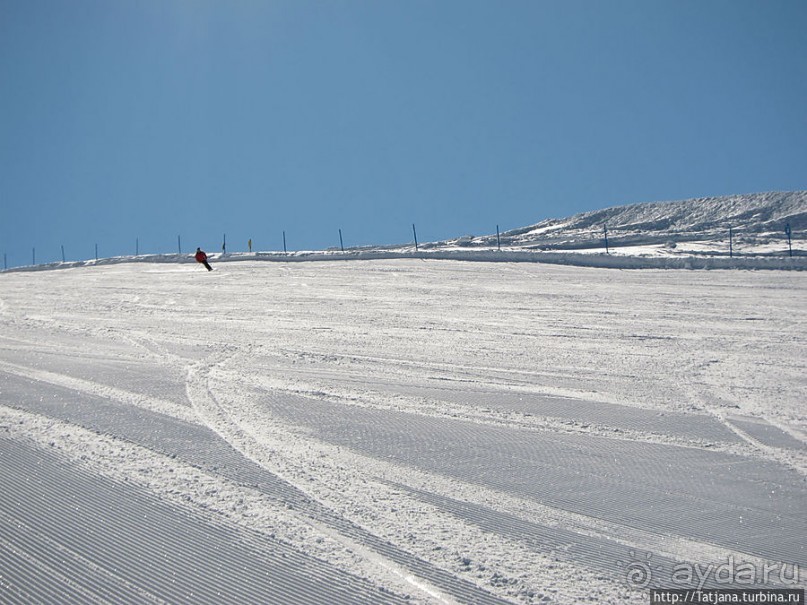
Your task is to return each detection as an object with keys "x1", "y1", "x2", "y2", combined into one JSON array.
[
  {"x1": 413, "y1": 224, "x2": 419, "y2": 251},
  {"x1": 785, "y1": 223, "x2": 792, "y2": 257},
  {"x1": 729, "y1": 227, "x2": 733, "y2": 258}
]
